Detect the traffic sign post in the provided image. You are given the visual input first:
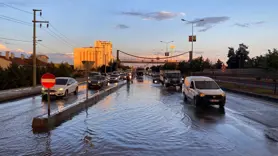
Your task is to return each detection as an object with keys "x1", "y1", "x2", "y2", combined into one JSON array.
[
  {"x1": 82, "y1": 61, "x2": 94, "y2": 100},
  {"x1": 41, "y1": 73, "x2": 56, "y2": 117}
]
